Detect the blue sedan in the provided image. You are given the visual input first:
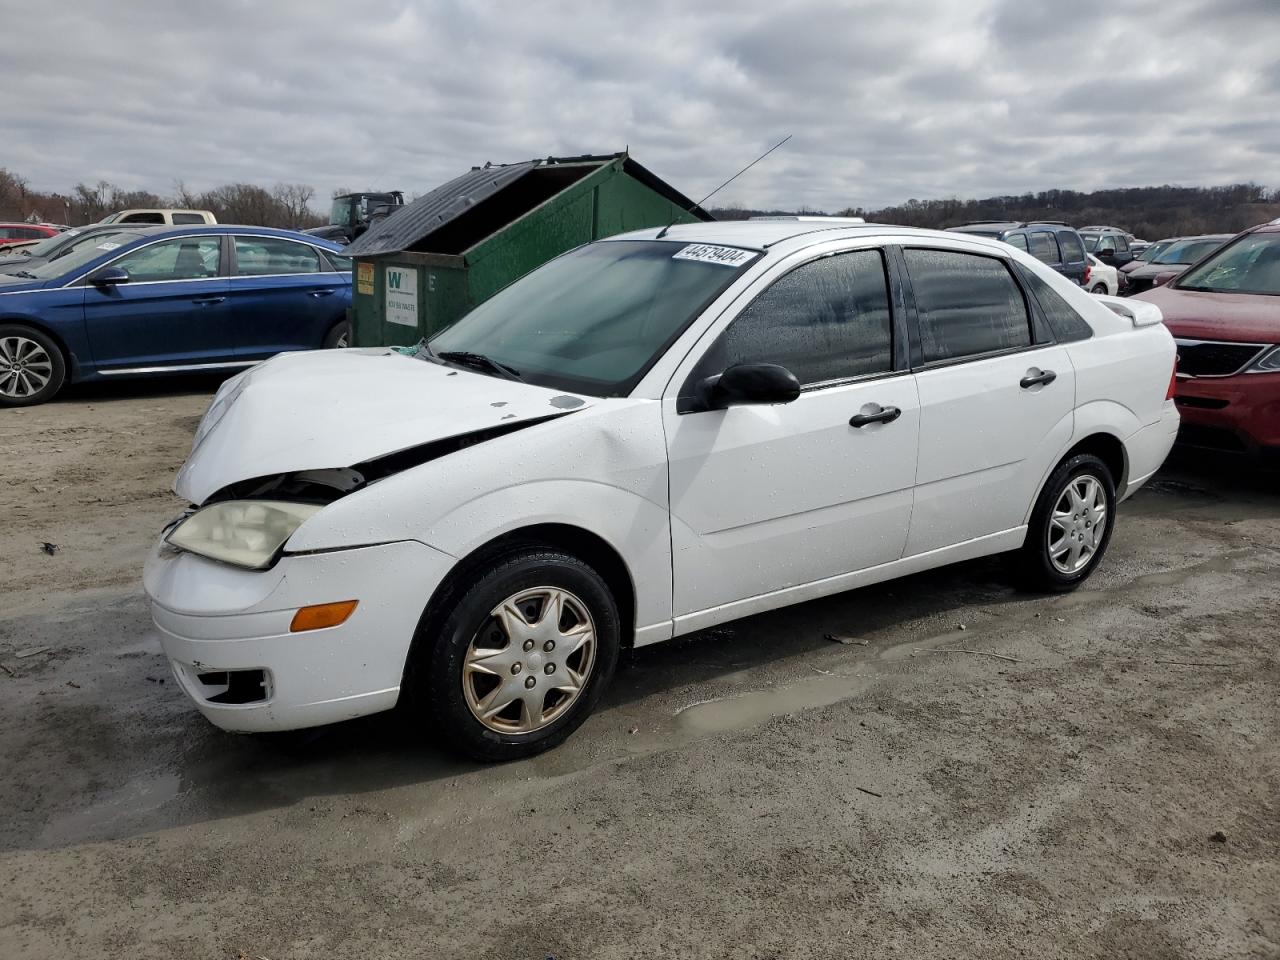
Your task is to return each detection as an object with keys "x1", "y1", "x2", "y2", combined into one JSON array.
[{"x1": 0, "y1": 225, "x2": 353, "y2": 406}]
